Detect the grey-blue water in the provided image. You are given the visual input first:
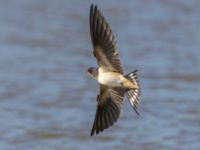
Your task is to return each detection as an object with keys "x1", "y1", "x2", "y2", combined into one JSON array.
[{"x1": 0, "y1": 0, "x2": 200, "y2": 149}]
